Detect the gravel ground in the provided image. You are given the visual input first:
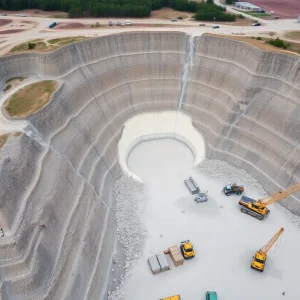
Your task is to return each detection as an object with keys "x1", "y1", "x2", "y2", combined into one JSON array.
[
  {"x1": 108, "y1": 176, "x2": 147, "y2": 300},
  {"x1": 109, "y1": 158, "x2": 300, "y2": 299},
  {"x1": 199, "y1": 159, "x2": 300, "y2": 227}
]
